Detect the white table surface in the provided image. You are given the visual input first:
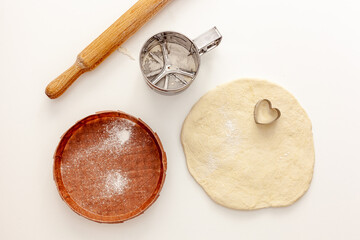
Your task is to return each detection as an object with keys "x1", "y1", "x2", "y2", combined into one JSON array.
[{"x1": 1, "y1": 0, "x2": 360, "y2": 239}]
